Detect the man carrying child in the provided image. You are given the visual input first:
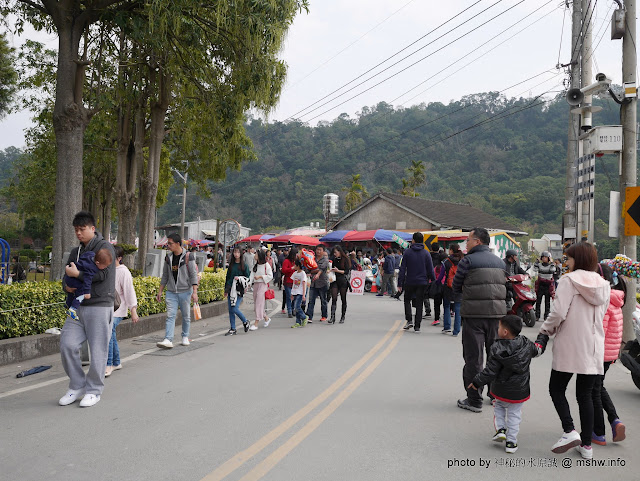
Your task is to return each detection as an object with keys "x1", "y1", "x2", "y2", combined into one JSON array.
[{"x1": 59, "y1": 211, "x2": 116, "y2": 408}]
